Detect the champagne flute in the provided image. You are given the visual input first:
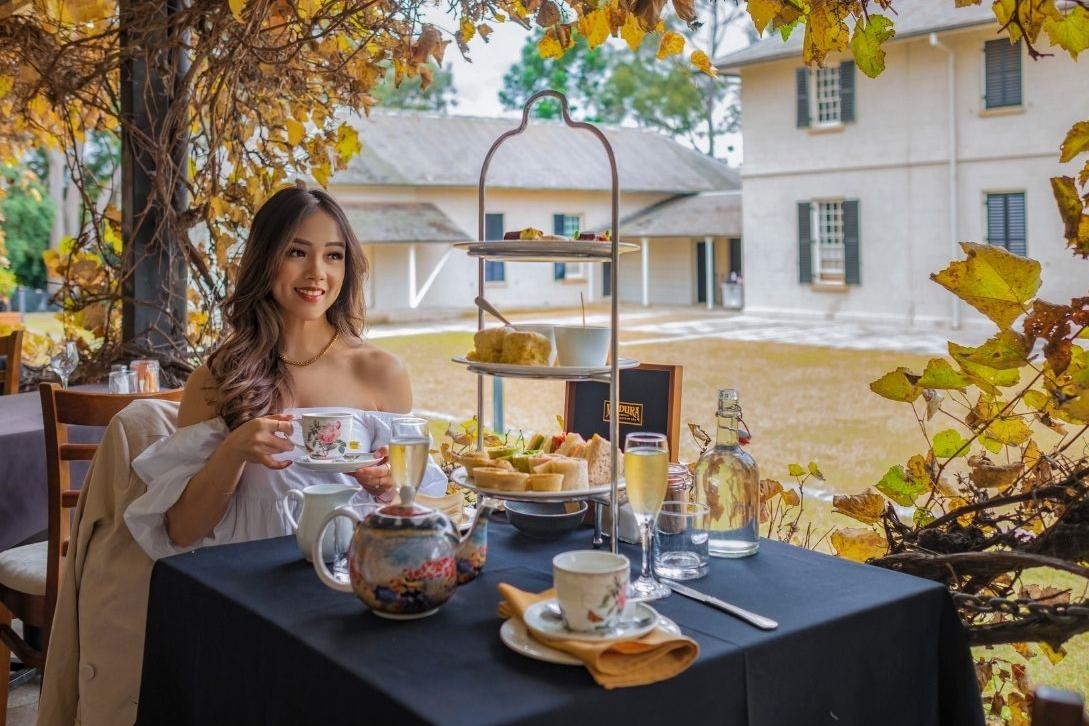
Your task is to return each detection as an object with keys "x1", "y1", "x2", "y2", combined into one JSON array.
[
  {"x1": 624, "y1": 432, "x2": 671, "y2": 601},
  {"x1": 49, "y1": 341, "x2": 79, "y2": 389},
  {"x1": 389, "y1": 417, "x2": 430, "y2": 507}
]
